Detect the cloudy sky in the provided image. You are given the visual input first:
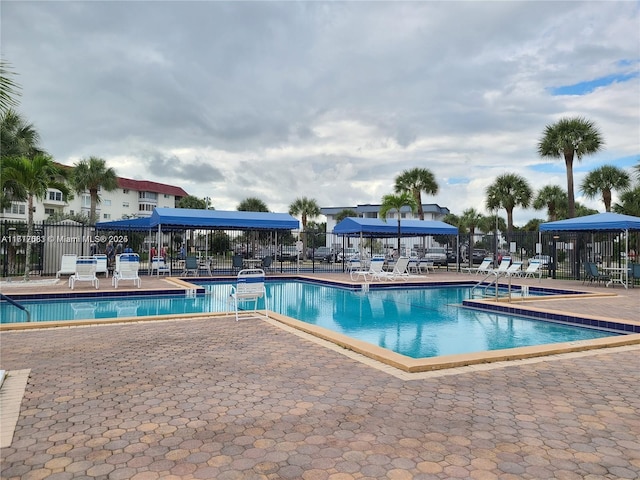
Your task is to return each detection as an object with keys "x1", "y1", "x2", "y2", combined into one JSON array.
[{"x1": 2, "y1": 1, "x2": 639, "y2": 225}]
